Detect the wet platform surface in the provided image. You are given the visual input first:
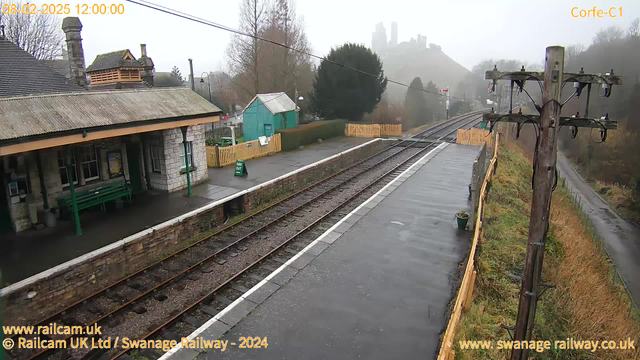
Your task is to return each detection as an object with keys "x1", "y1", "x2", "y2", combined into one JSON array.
[
  {"x1": 0, "y1": 137, "x2": 371, "y2": 286},
  {"x1": 207, "y1": 137, "x2": 371, "y2": 190},
  {"x1": 169, "y1": 143, "x2": 479, "y2": 360}
]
